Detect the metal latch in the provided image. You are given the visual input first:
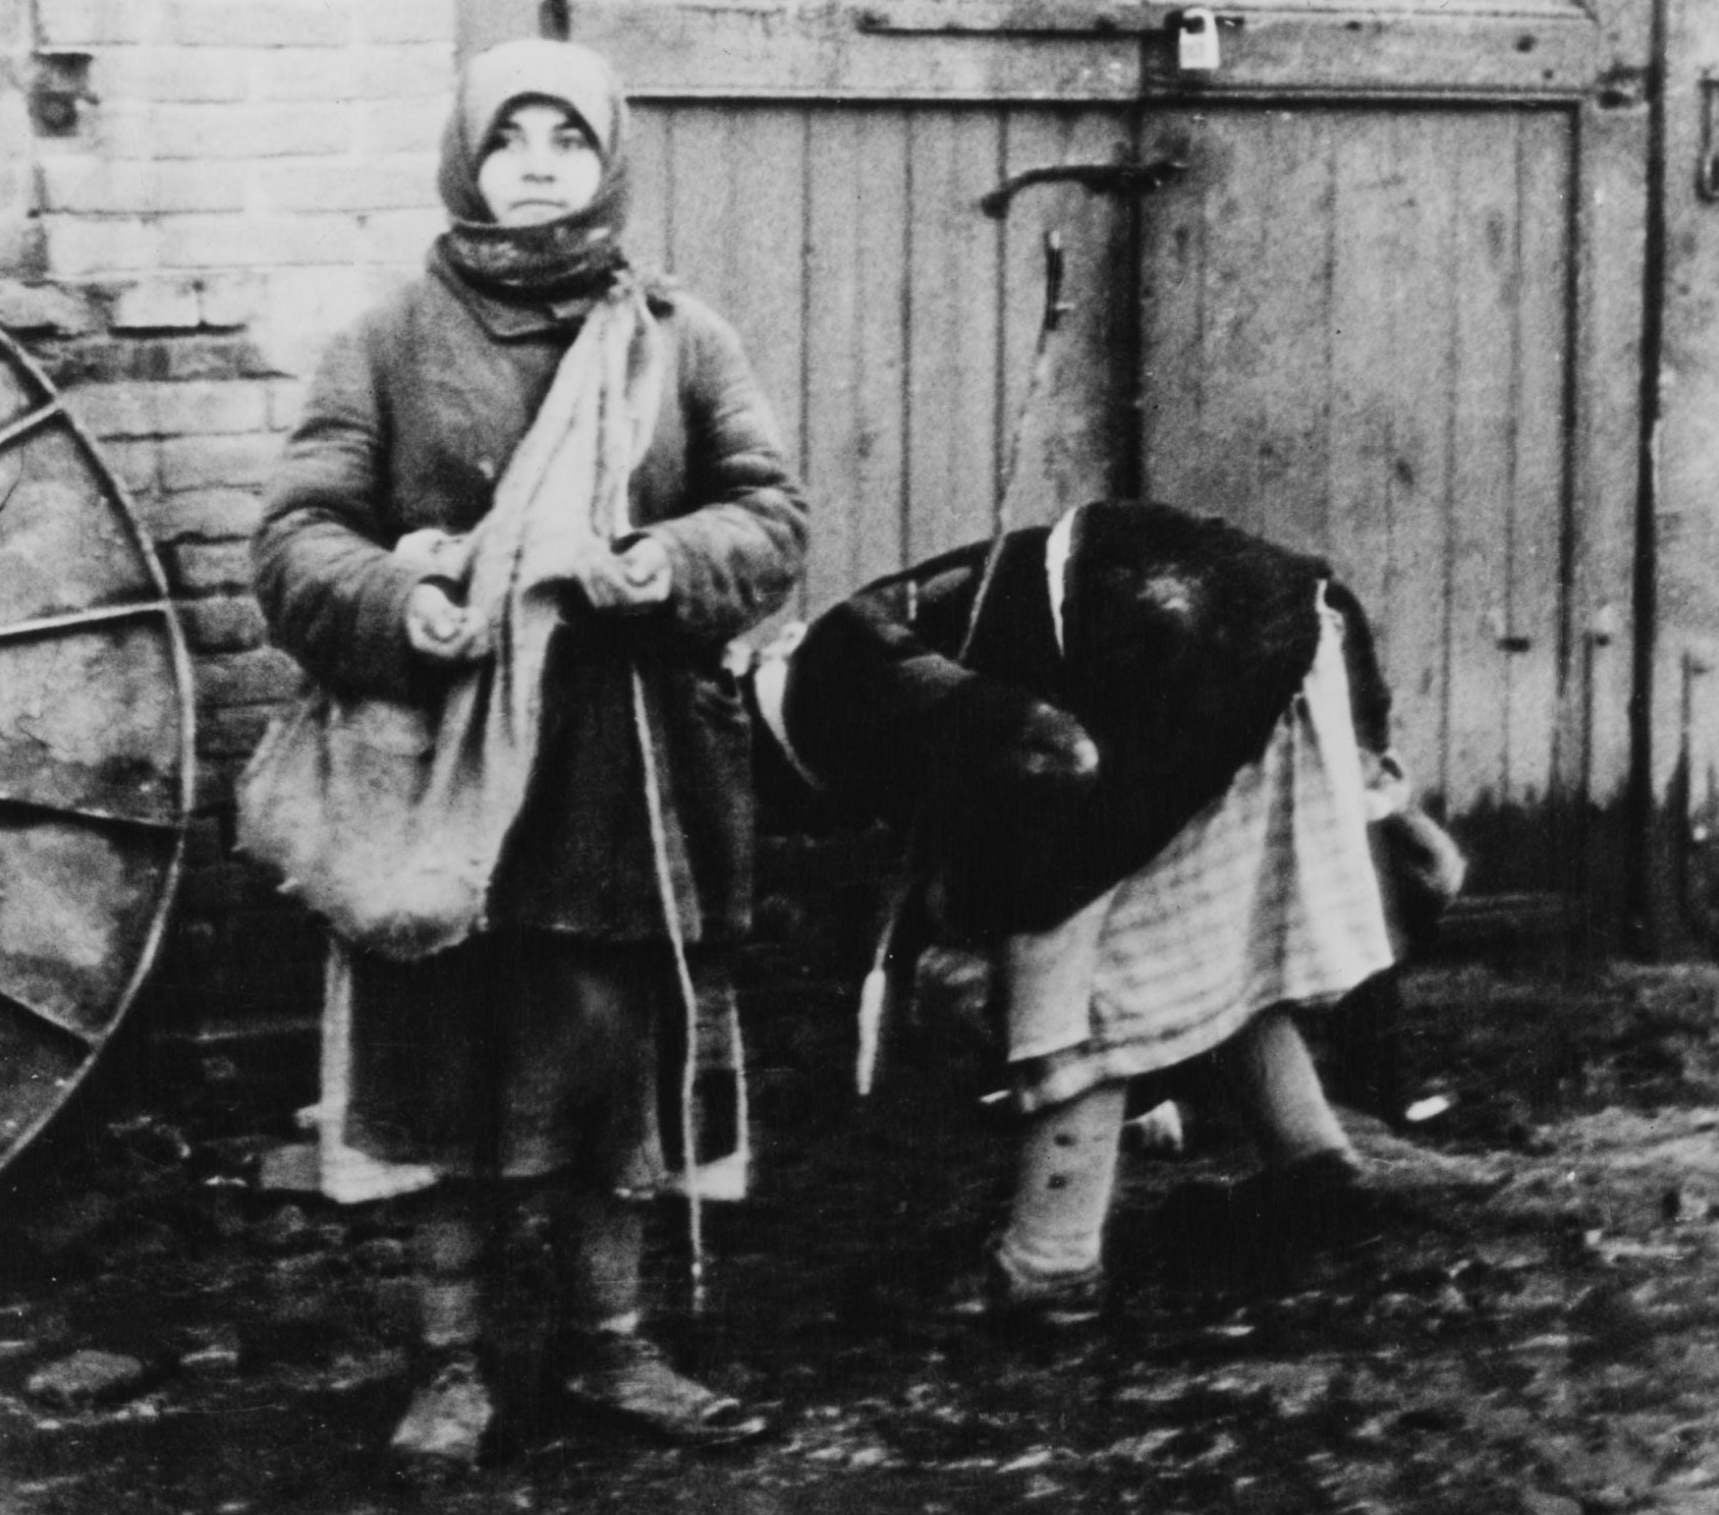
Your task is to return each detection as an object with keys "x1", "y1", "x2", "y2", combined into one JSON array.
[{"x1": 979, "y1": 152, "x2": 1191, "y2": 221}]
